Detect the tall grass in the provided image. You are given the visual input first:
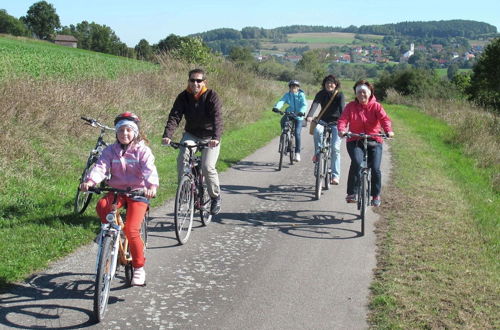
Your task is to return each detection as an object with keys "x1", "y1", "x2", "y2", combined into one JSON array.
[
  {"x1": 385, "y1": 89, "x2": 500, "y2": 191},
  {"x1": 0, "y1": 40, "x2": 283, "y2": 286}
]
